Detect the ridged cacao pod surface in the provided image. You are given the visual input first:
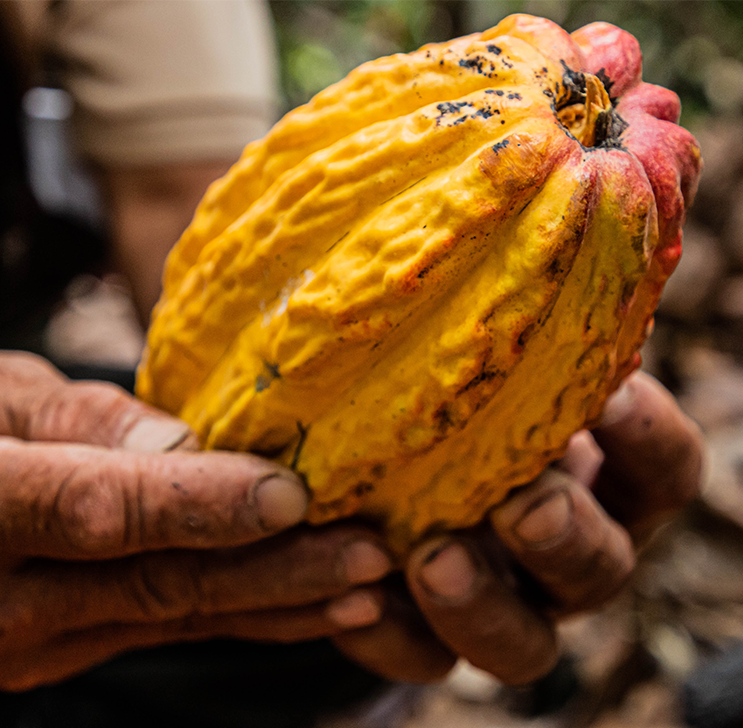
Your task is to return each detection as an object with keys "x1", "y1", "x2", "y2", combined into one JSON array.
[{"x1": 137, "y1": 15, "x2": 702, "y2": 552}]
